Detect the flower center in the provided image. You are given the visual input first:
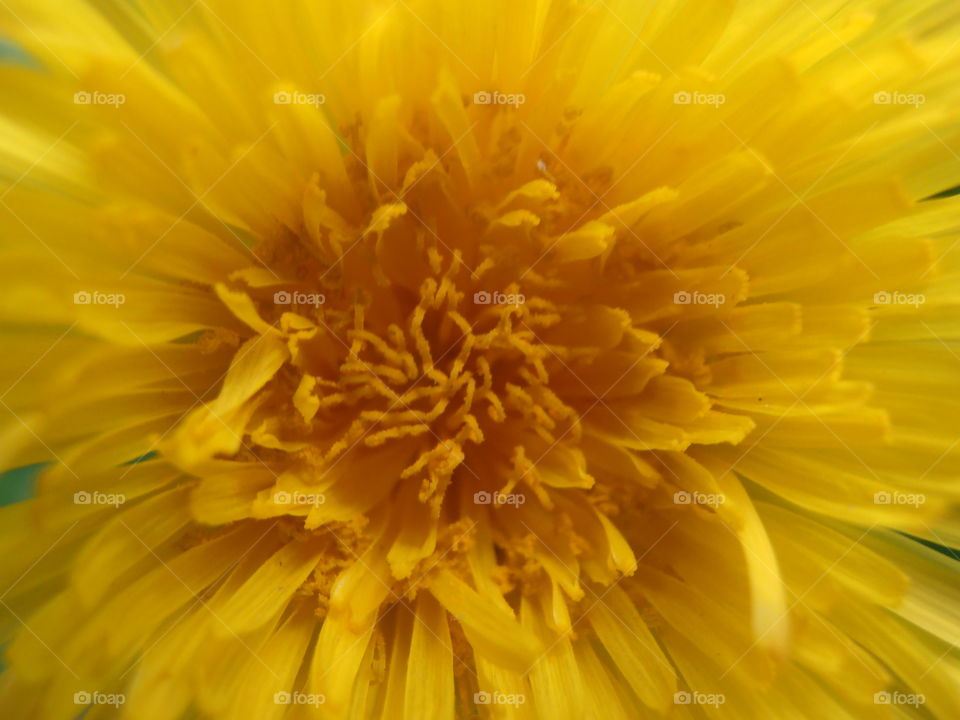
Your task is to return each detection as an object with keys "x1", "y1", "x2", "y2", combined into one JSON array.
[{"x1": 264, "y1": 214, "x2": 586, "y2": 508}]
